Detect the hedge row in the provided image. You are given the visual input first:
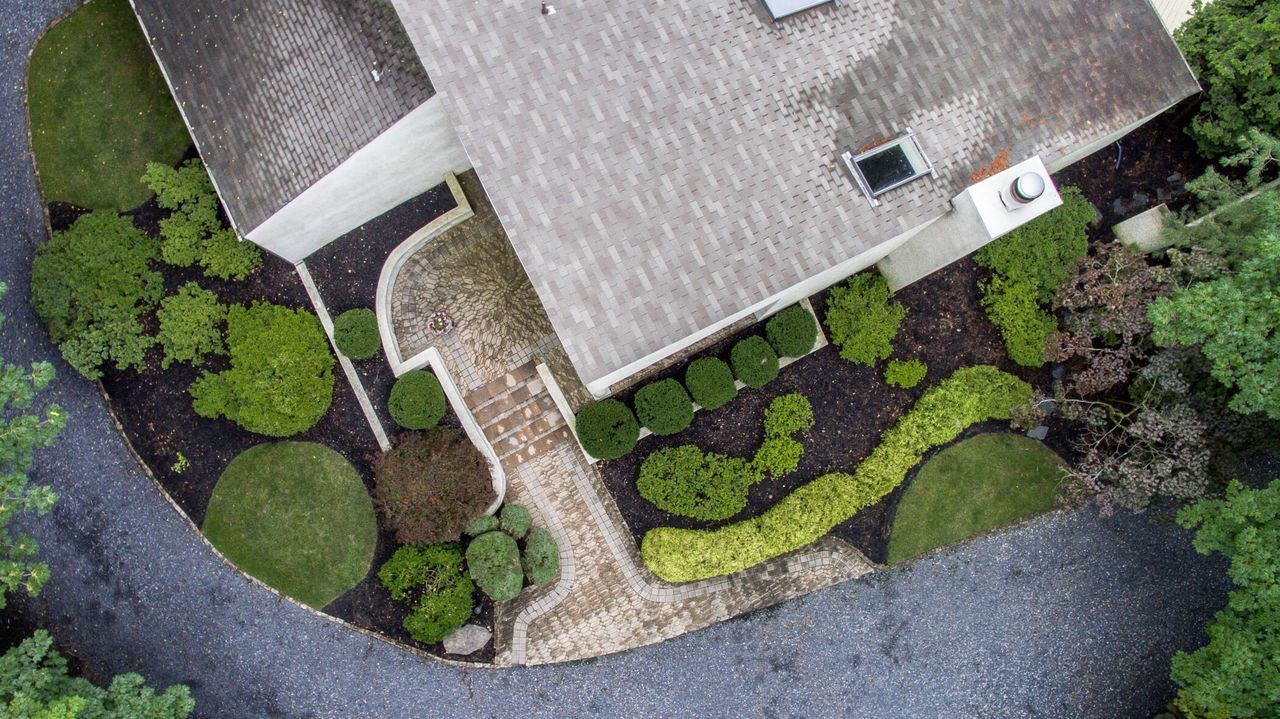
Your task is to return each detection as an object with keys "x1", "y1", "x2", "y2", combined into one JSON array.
[
  {"x1": 639, "y1": 366, "x2": 1031, "y2": 582},
  {"x1": 575, "y1": 305, "x2": 819, "y2": 460}
]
